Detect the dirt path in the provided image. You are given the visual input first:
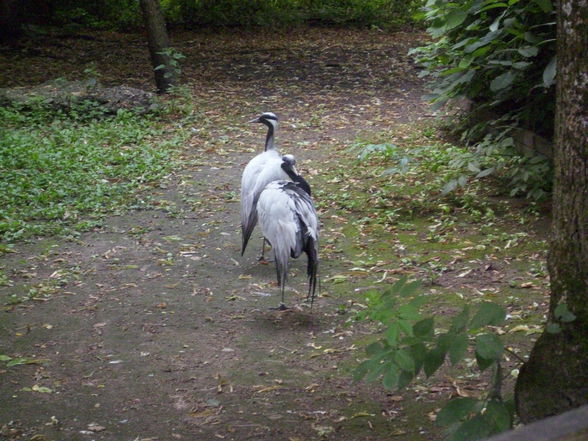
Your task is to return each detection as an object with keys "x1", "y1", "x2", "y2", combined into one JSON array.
[{"x1": 1, "y1": 28, "x2": 540, "y2": 441}]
